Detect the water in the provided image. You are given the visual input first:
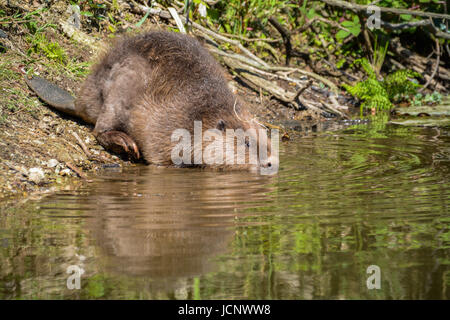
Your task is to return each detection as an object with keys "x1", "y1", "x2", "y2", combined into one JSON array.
[{"x1": 0, "y1": 122, "x2": 449, "y2": 299}]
